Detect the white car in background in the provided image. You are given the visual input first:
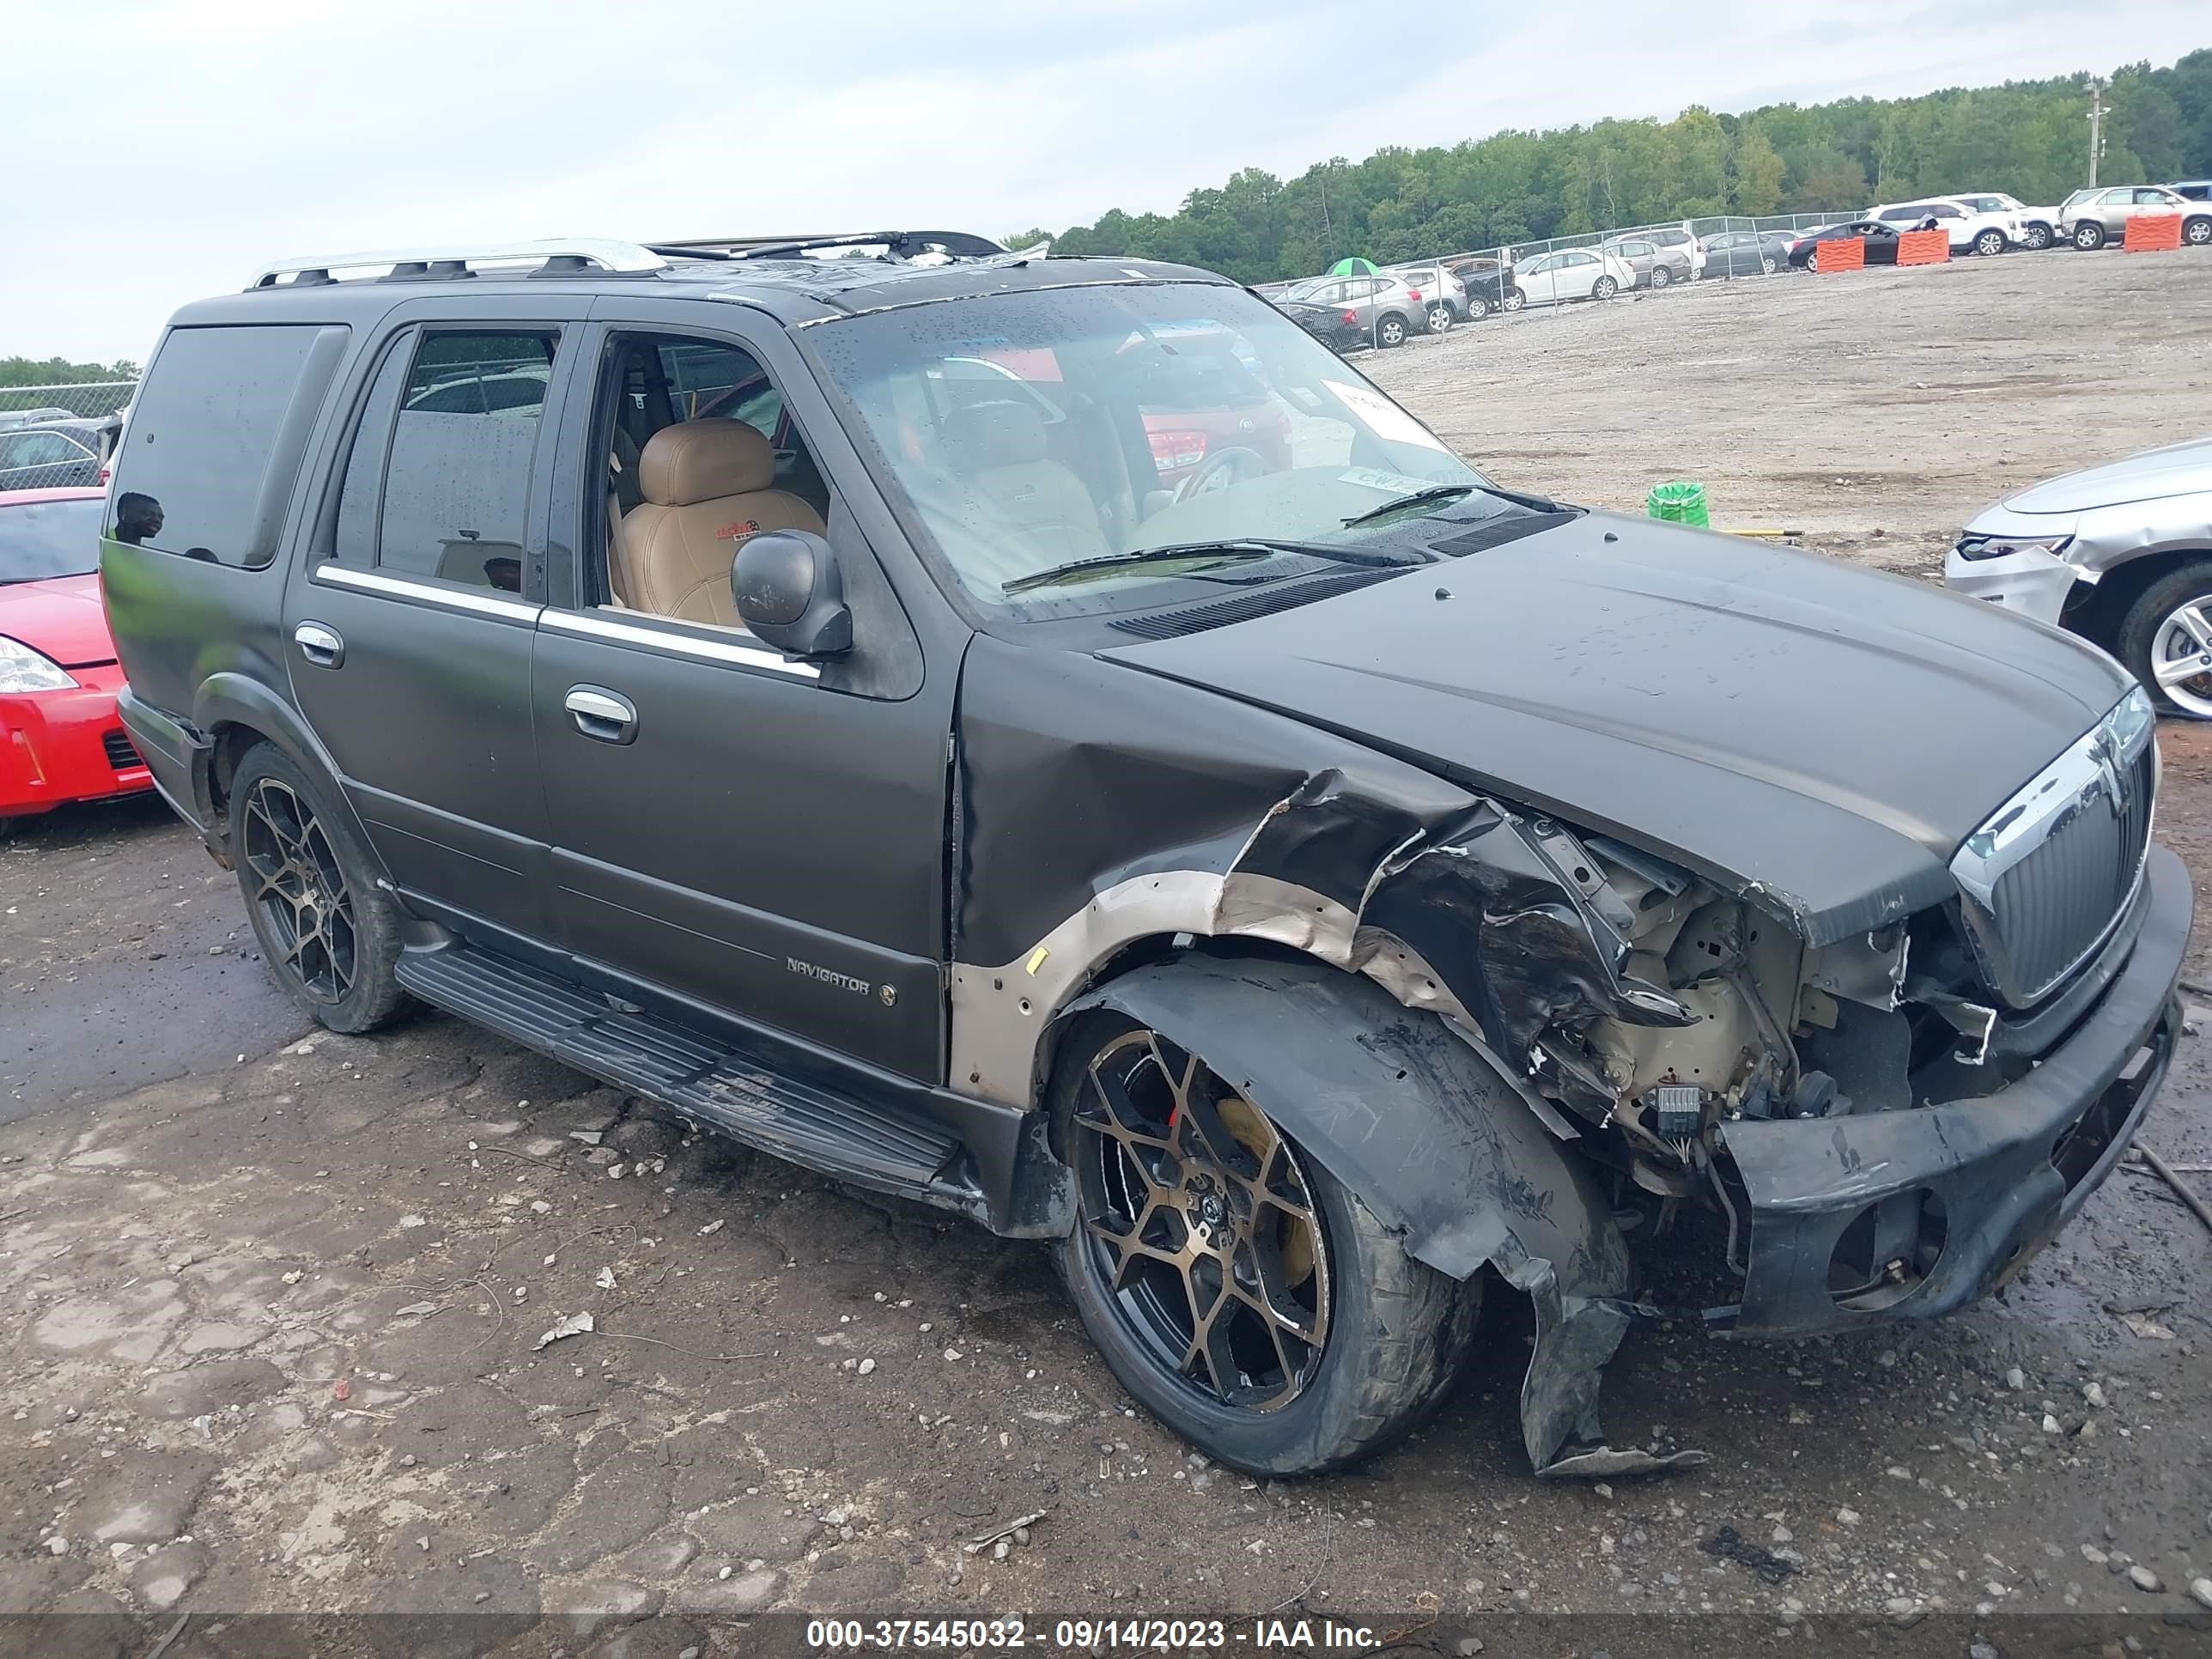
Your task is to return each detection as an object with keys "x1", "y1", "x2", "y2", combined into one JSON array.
[
  {"x1": 1954, "y1": 191, "x2": 2057, "y2": 251},
  {"x1": 1869, "y1": 196, "x2": 2021, "y2": 255},
  {"x1": 1503, "y1": 248, "x2": 1637, "y2": 311}
]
